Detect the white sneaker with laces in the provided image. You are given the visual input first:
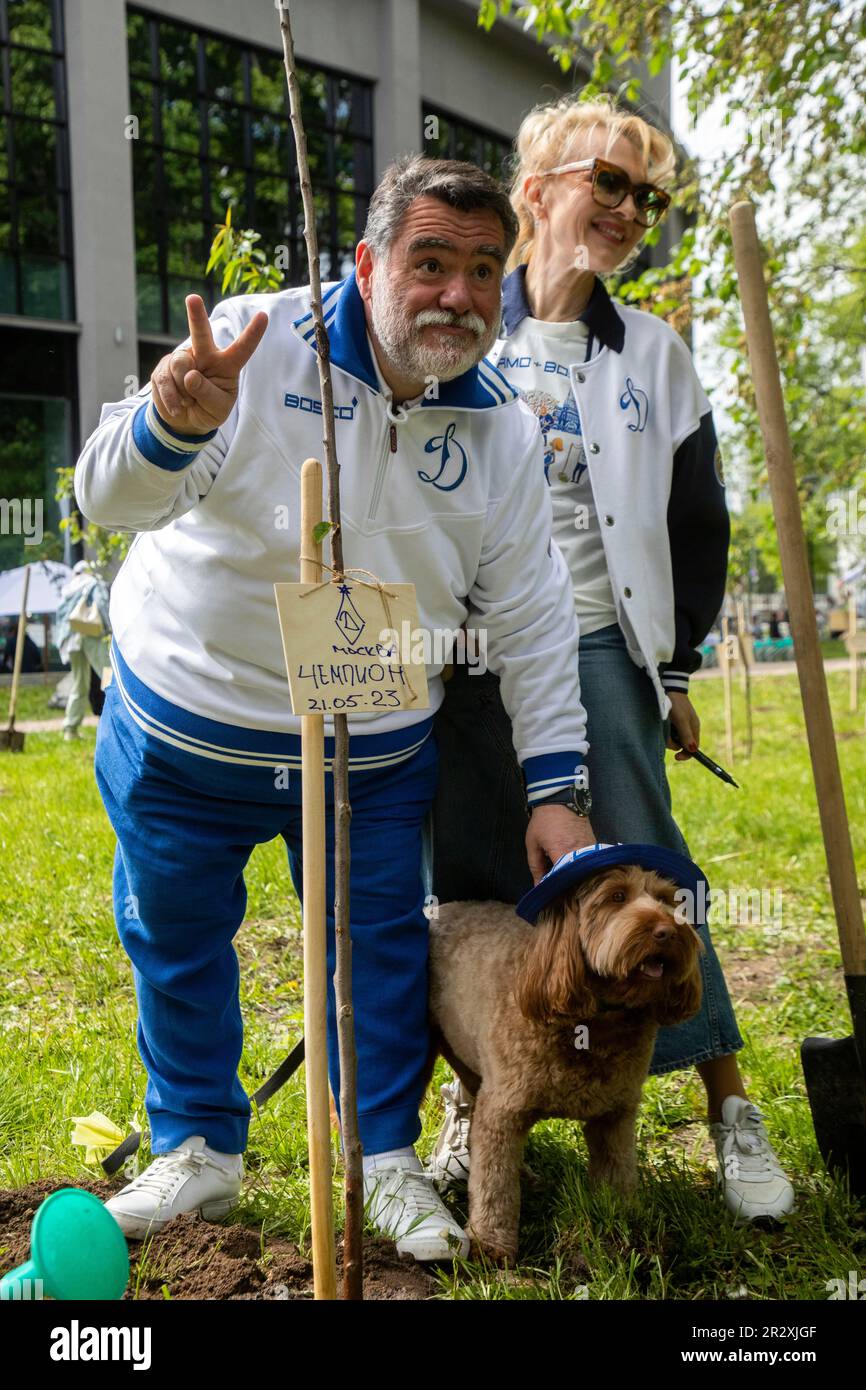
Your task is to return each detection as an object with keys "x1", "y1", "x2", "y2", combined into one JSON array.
[
  {"x1": 710, "y1": 1095, "x2": 794, "y2": 1222},
  {"x1": 364, "y1": 1155, "x2": 470, "y2": 1261},
  {"x1": 427, "y1": 1079, "x2": 473, "y2": 1192},
  {"x1": 104, "y1": 1135, "x2": 243, "y2": 1239}
]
